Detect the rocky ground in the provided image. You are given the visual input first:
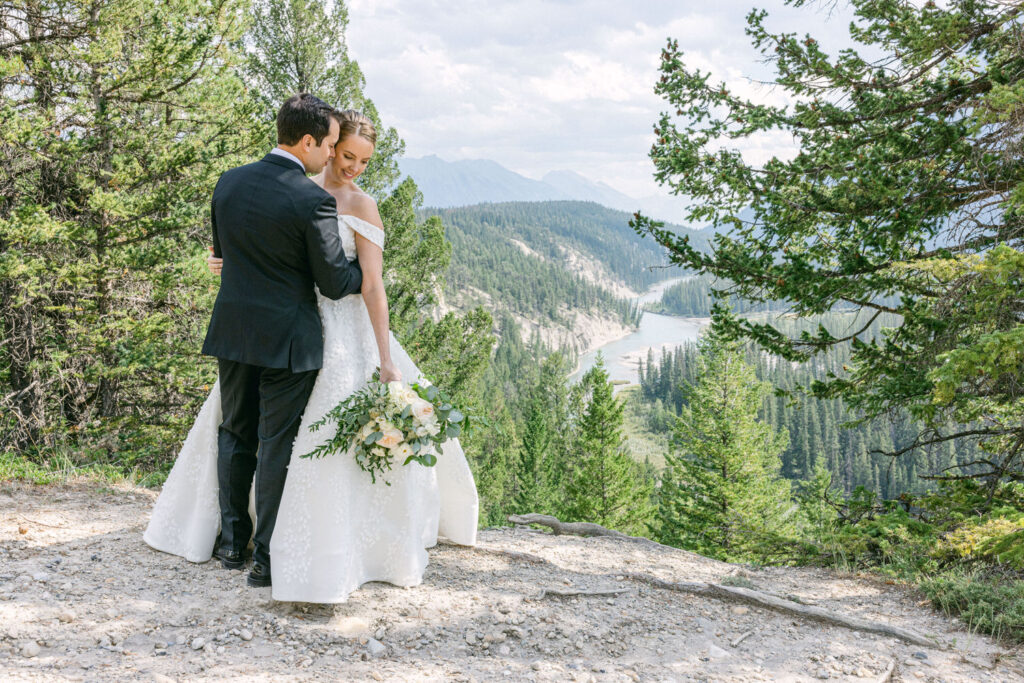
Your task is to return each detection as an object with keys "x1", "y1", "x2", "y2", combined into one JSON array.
[{"x1": 0, "y1": 480, "x2": 1021, "y2": 682}]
